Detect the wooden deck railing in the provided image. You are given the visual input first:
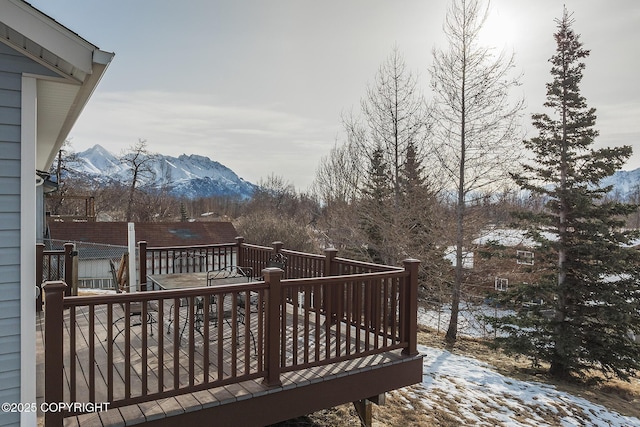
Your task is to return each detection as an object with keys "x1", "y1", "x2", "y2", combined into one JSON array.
[
  {"x1": 138, "y1": 241, "x2": 238, "y2": 289},
  {"x1": 42, "y1": 240, "x2": 419, "y2": 426},
  {"x1": 36, "y1": 242, "x2": 75, "y2": 310}
]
